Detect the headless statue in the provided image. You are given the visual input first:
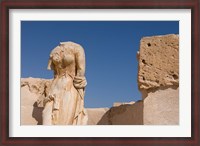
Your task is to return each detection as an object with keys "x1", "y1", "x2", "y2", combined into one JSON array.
[{"x1": 42, "y1": 42, "x2": 88, "y2": 125}]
